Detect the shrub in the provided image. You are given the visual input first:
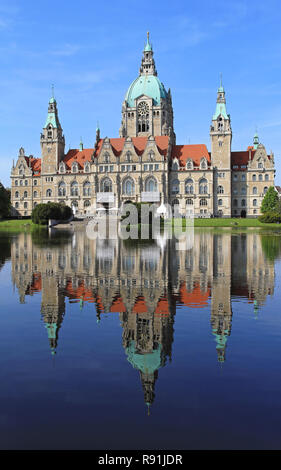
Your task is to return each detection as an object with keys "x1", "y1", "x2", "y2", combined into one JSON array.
[
  {"x1": 258, "y1": 211, "x2": 281, "y2": 223},
  {"x1": 31, "y1": 203, "x2": 72, "y2": 225}
]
